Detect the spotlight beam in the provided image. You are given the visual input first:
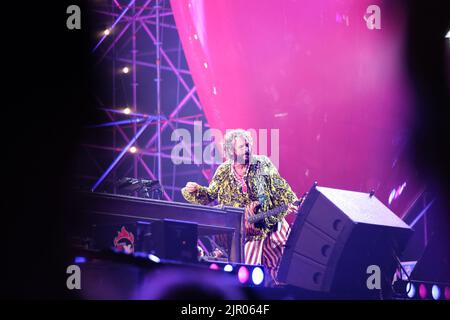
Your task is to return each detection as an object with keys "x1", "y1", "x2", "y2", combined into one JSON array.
[
  {"x1": 95, "y1": 0, "x2": 152, "y2": 65},
  {"x1": 103, "y1": 111, "x2": 172, "y2": 201},
  {"x1": 112, "y1": 0, "x2": 123, "y2": 10},
  {"x1": 92, "y1": 0, "x2": 137, "y2": 53},
  {"x1": 409, "y1": 198, "x2": 436, "y2": 228},
  {"x1": 86, "y1": 117, "x2": 146, "y2": 128},
  {"x1": 115, "y1": 58, "x2": 191, "y2": 75},
  {"x1": 91, "y1": 117, "x2": 154, "y2": 192},
  {"x1": 101, "y1": 108, "x2": 157, "y2": 118},
  {"x1": 97, "y1": 23, "x2": 132, "y2": 65}
]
